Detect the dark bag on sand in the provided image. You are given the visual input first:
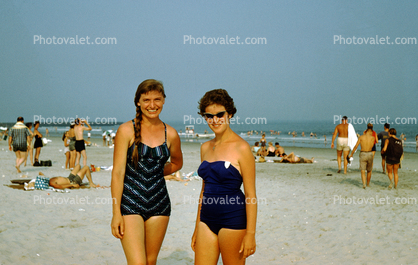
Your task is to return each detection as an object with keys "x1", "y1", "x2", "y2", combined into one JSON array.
[
  {"x1": 33, "y1": 161, "x2": 40, "y2": 167},
  {"x1": 40, "y1": 160, "x2": 52, "y2": 167}
]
